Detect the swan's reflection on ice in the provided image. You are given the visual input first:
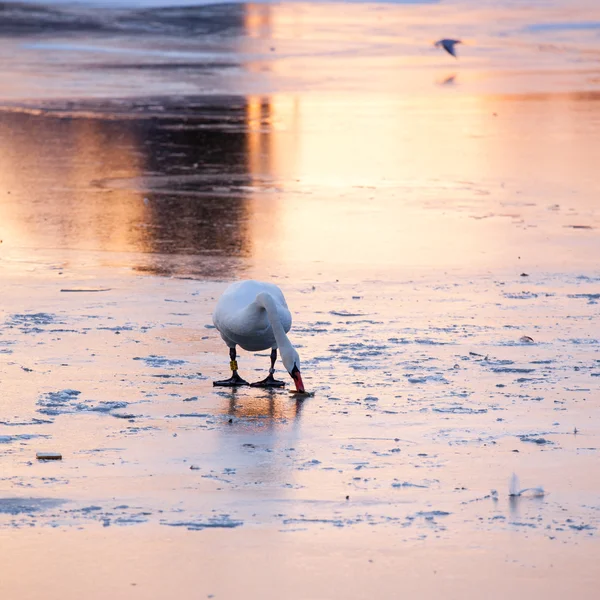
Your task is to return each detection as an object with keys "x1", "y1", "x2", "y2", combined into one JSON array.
[
  {"x1": 211, "y1": 388, "x2": 306, "y2": 488},
  {"x1": 221, "y1": 387, "x2": 305, "y2": 430}
]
